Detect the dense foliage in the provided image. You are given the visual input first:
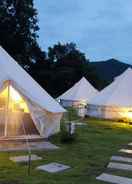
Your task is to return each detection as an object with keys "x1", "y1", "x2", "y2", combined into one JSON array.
[
  {"x1": 30, "y1": 42, "x2": 101, "y2": 96},
  {"x1": 0, "y1": 0, "x2": 46, "y2": 67}
]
